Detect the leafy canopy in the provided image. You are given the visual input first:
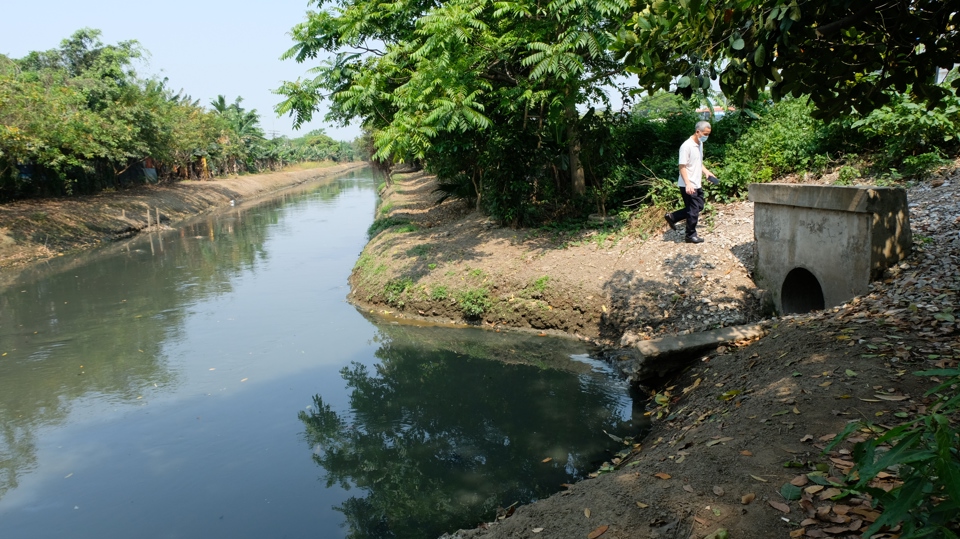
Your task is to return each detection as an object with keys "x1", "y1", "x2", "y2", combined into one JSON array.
[{"x1": 616, "y1": 0, "x2": 960, "y2": 118}]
